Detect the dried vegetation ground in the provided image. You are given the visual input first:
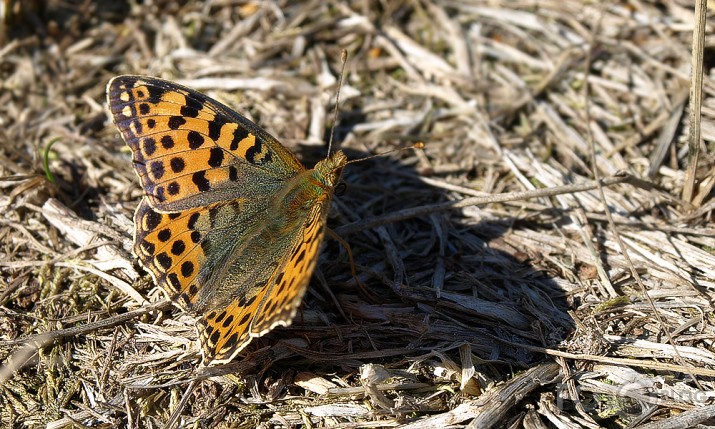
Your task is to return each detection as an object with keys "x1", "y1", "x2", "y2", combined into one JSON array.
[{"x1": 1, "y1": 1, "x2": 715, "y2": 428}]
